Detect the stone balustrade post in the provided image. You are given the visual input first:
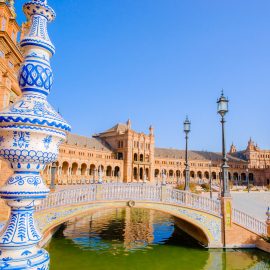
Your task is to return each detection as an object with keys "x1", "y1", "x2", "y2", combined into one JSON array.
[
  {"x1": 266, "y1": 207, "x2": 270, "y2": 237},
  {"x1": 161, "y1": 185, "x2": 167, "y2": 202},
  {"x1": 96, "y1": 184, "x2": 103, "y2": 201},
  {"x1": 221, "y1": 196, "x2": 233, "y2": 247}
]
